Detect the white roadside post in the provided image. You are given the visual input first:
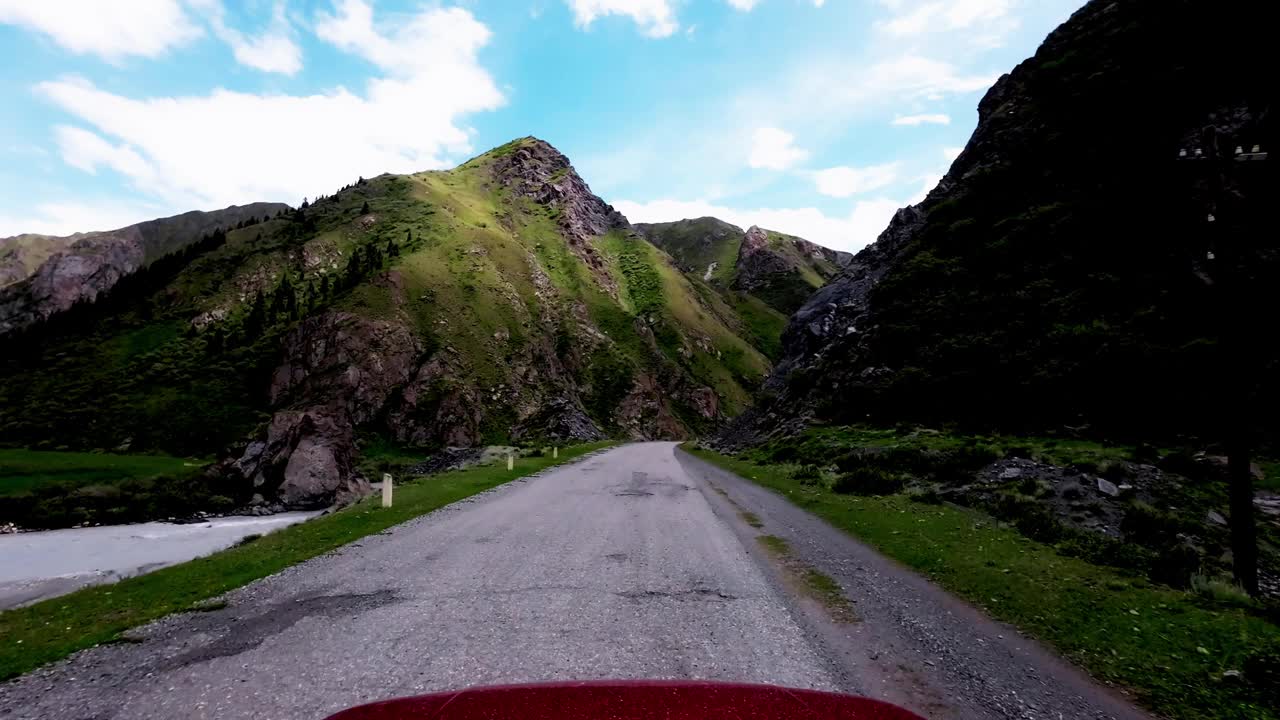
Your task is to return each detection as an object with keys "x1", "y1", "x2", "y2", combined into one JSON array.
[
  {"x1": 507, "y1": 454, "x2": 514, "y2": 471},
  {"x1": 553, "y1": 446, "x2": 558, "y2": 459},
  {"x1": 382, "y1": 473, "x2": 393, "y2": 508}
]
